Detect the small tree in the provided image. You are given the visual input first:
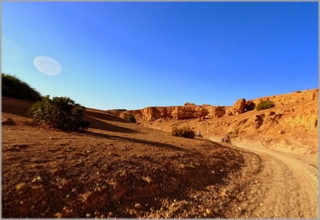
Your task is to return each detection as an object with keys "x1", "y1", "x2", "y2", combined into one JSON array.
[
  {"x1": 256, "y1": 100, "x2": 275, "y2": 111},
  {"x1": 125, "y1": 113, "x2": 136, "y2": 123},
  {"x1": 28, "y1": 96, "x2": 90, "y2": 131}
]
